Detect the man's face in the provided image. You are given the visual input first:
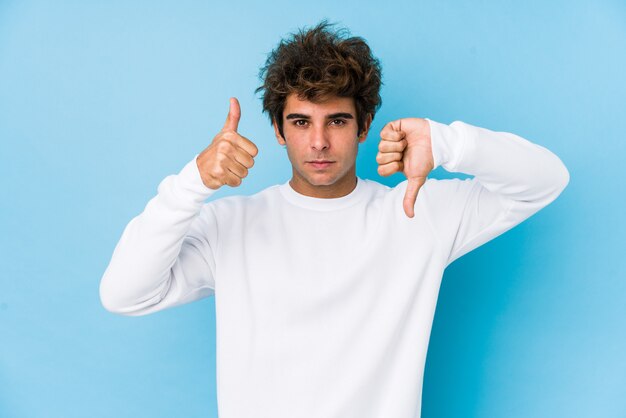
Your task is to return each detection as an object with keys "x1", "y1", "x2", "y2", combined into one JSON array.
[{"x1": 273, "y1": 93, "x2": 371, "y2": 198}]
